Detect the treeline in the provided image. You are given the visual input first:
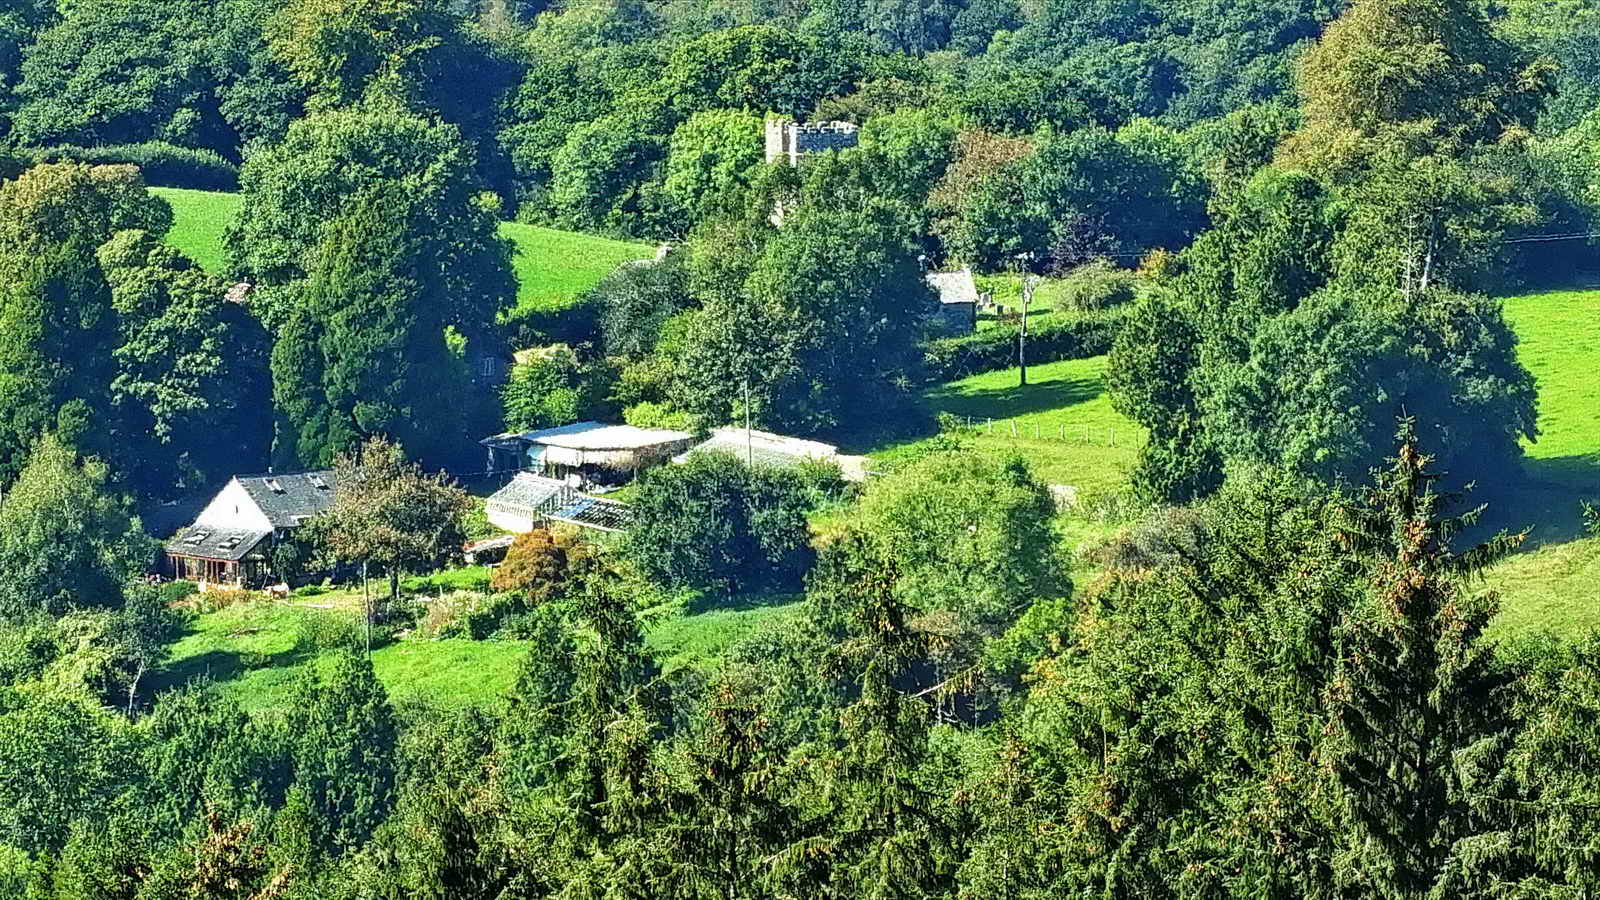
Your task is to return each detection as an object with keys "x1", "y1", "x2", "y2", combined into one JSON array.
[{"x1": 6, "y1": 432, "x2": 1600, "y2": 897}]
